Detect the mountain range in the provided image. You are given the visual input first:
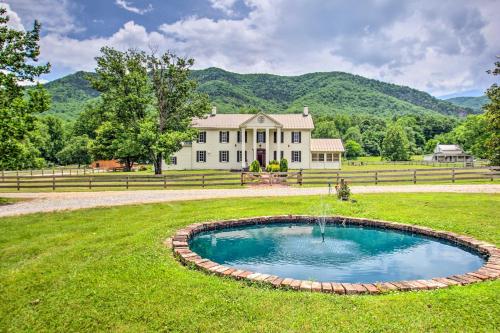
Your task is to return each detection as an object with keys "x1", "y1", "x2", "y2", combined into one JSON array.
[
  {"x1": 40, "y1": 67, "x2": 479, "y2": 121},
  {"x1": 445, "y1": 96, "x2": 489, "y2": 112}
]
